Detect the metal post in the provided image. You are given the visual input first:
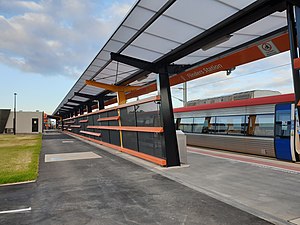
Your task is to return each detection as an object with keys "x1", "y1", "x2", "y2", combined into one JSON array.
[
  {"x1": 287, "y1": 4, "x2": 300, "y2": 123},
  {"x1": 183, "y1": 82, "x2": 187, "y2": 107},
  {"x1": 98, "y1": 98, "x2": 105, "y2": 110},
  {"x1": 61, "y1": 119, "x2": 64, "y2": 131},
  {"x1": 13, "y1": 93, "x2": 17, "y2": 135},
  {"x1": 159, "y1": 67, "x2": 180, "y2": 167},
  {"x1": 79, "y1": 106, "x2": 84, "y2": 115},
  {"x1": 87, "y1": 104, "x2": 92, "y2": 113}
]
